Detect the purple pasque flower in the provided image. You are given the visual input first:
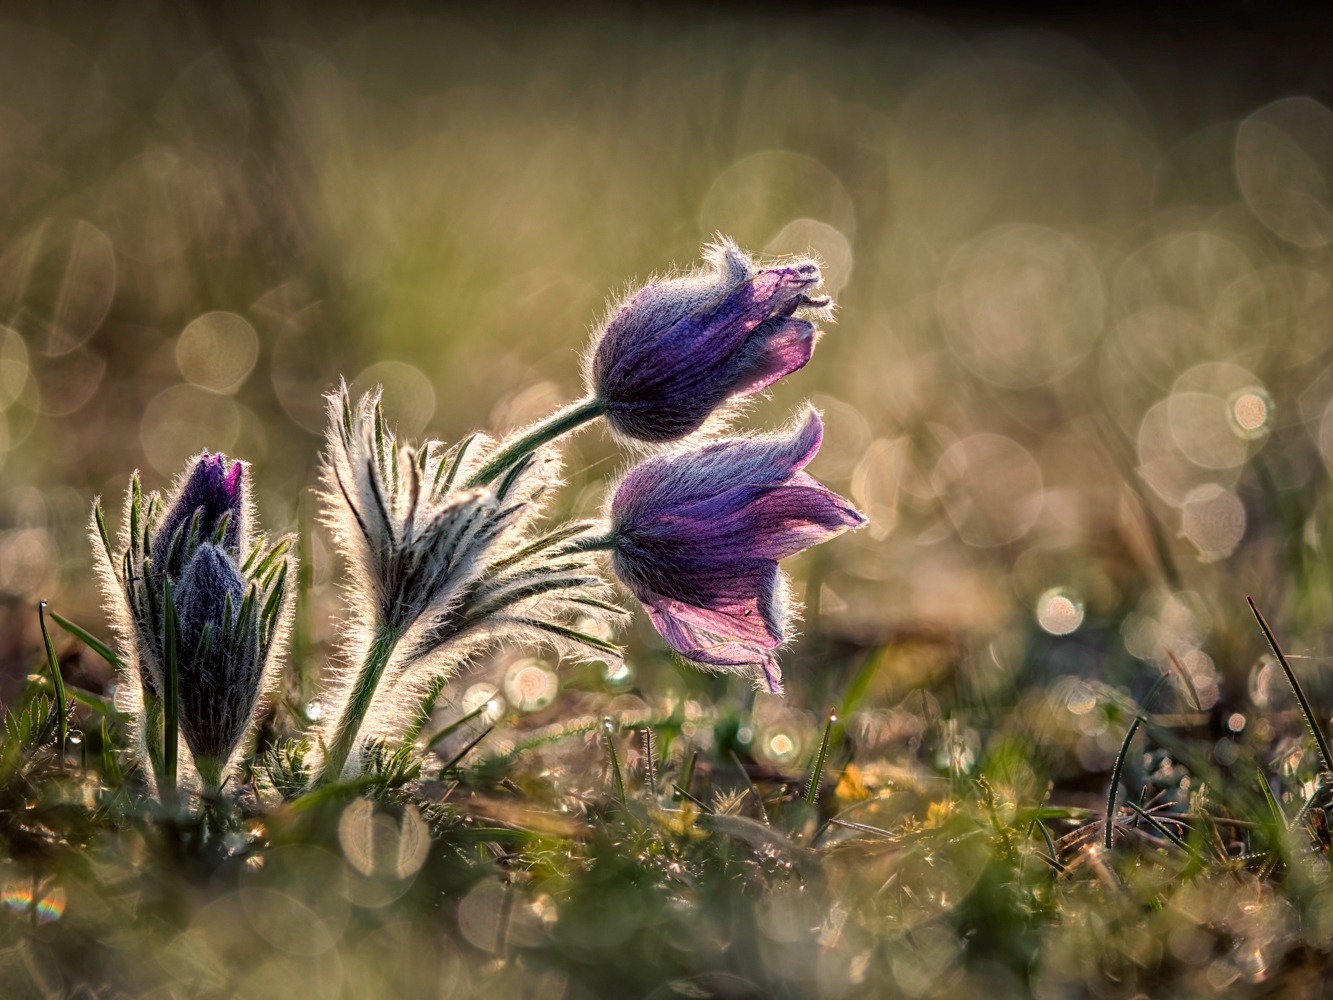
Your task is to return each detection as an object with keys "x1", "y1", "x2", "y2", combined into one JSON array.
[
  {"x1": 607, "y1": 408, "x2": 864, "y2": 692},
  {"x1": 587, "y1": 238, "x2": 831, "y2": 442},
  {"x1": 150, "y1": 451, "x2": 245, "y2": 576}
]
